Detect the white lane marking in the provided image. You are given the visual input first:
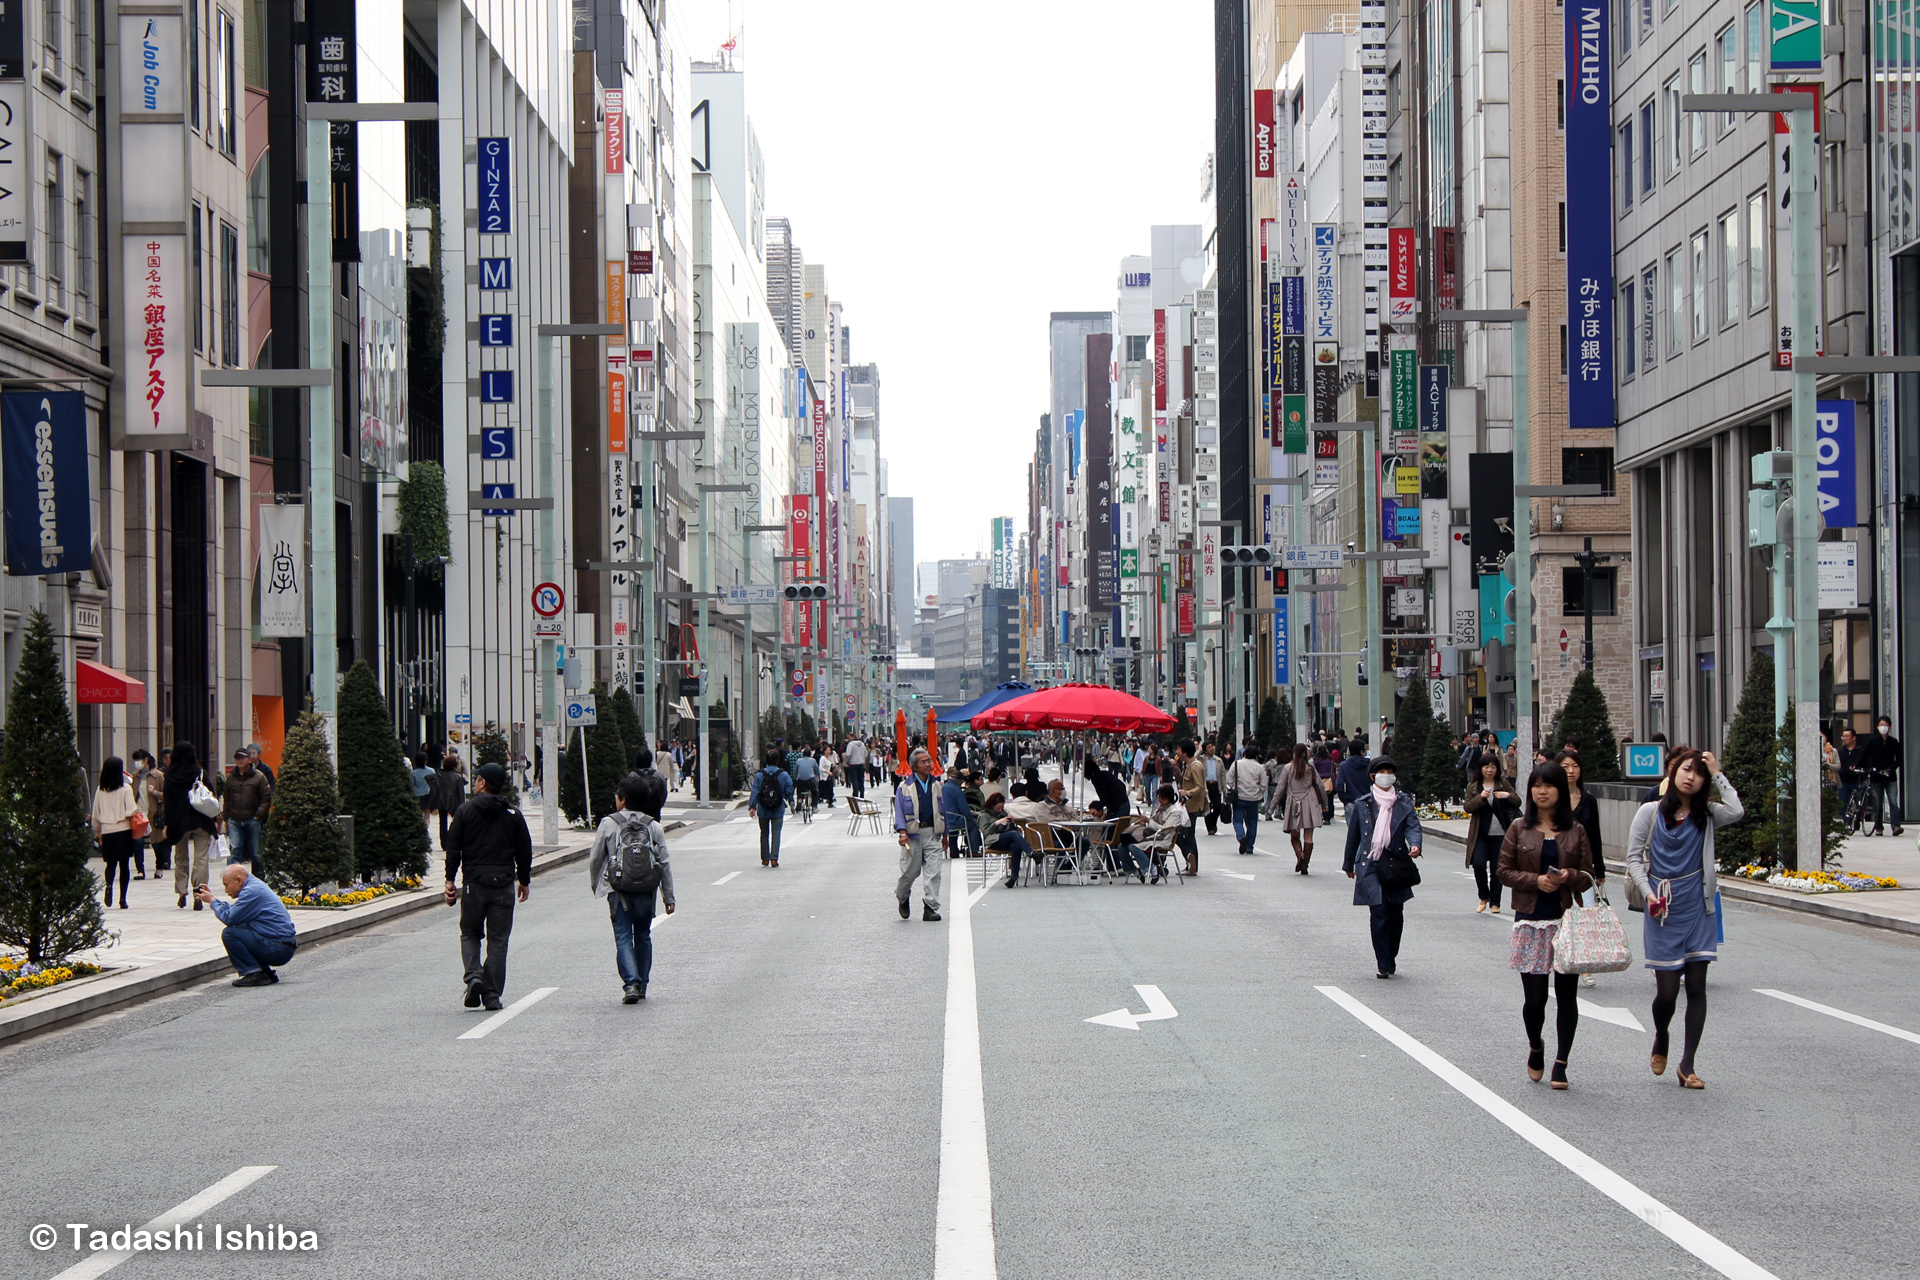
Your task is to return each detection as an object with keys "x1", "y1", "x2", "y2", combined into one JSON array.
[
  {"x1": 1316, "y1": 986, "x2": 1780, "y2": 1280},
  {"x1": 1086, "y1": 984, "x2": 1180, "y2": 1031},
  {"x1": 1755, "y1": 988, "x2": 1920, "y2": 1046},
  {"x1": 935, "y1": 859, "x2": 997, "y2": 1279},
  {"x1": 712, "y1": 870, "x2": 743, "y2": 885},
  {"x1": 1577, "y1": 998, "x2": 1646, "y2": 1032},
  {"x1": 966, "y1": 876, "x2": 996, "y2": 908},
  {"x1": 456, "y1": 986, "x2": 558, "y2": 1040},
  {"x1": 50, "y1": 1166, "x2": 277, "y2": 1280},
  {"x1": 1218, "y1": 870, "x2": 1255, "y2": 881}
]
